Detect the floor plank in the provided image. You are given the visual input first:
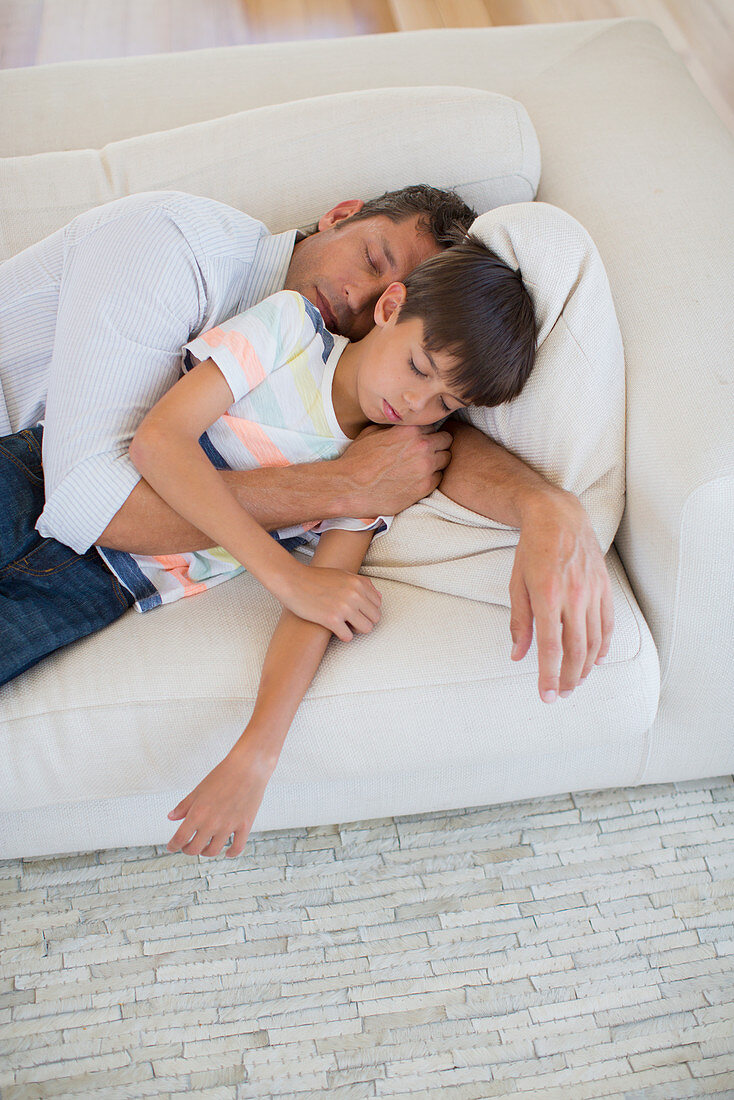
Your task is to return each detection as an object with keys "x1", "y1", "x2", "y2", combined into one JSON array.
[{"x1": 0, "y1": 0, "x2": 731, "y2": 132}]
